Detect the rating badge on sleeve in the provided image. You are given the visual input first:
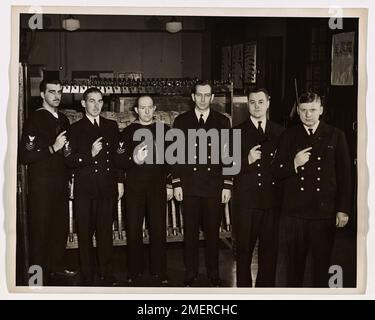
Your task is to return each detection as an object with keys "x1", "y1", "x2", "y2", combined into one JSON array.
[
  {"x1": 25, "y1": 135, "x2": 35, "y2": 151},
  {"x1": 63, "y1": 141, "x2": 72, "y2": 157},
  {"x1": 117, "y1": 141, "x2": 125, "y2": 154}
]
